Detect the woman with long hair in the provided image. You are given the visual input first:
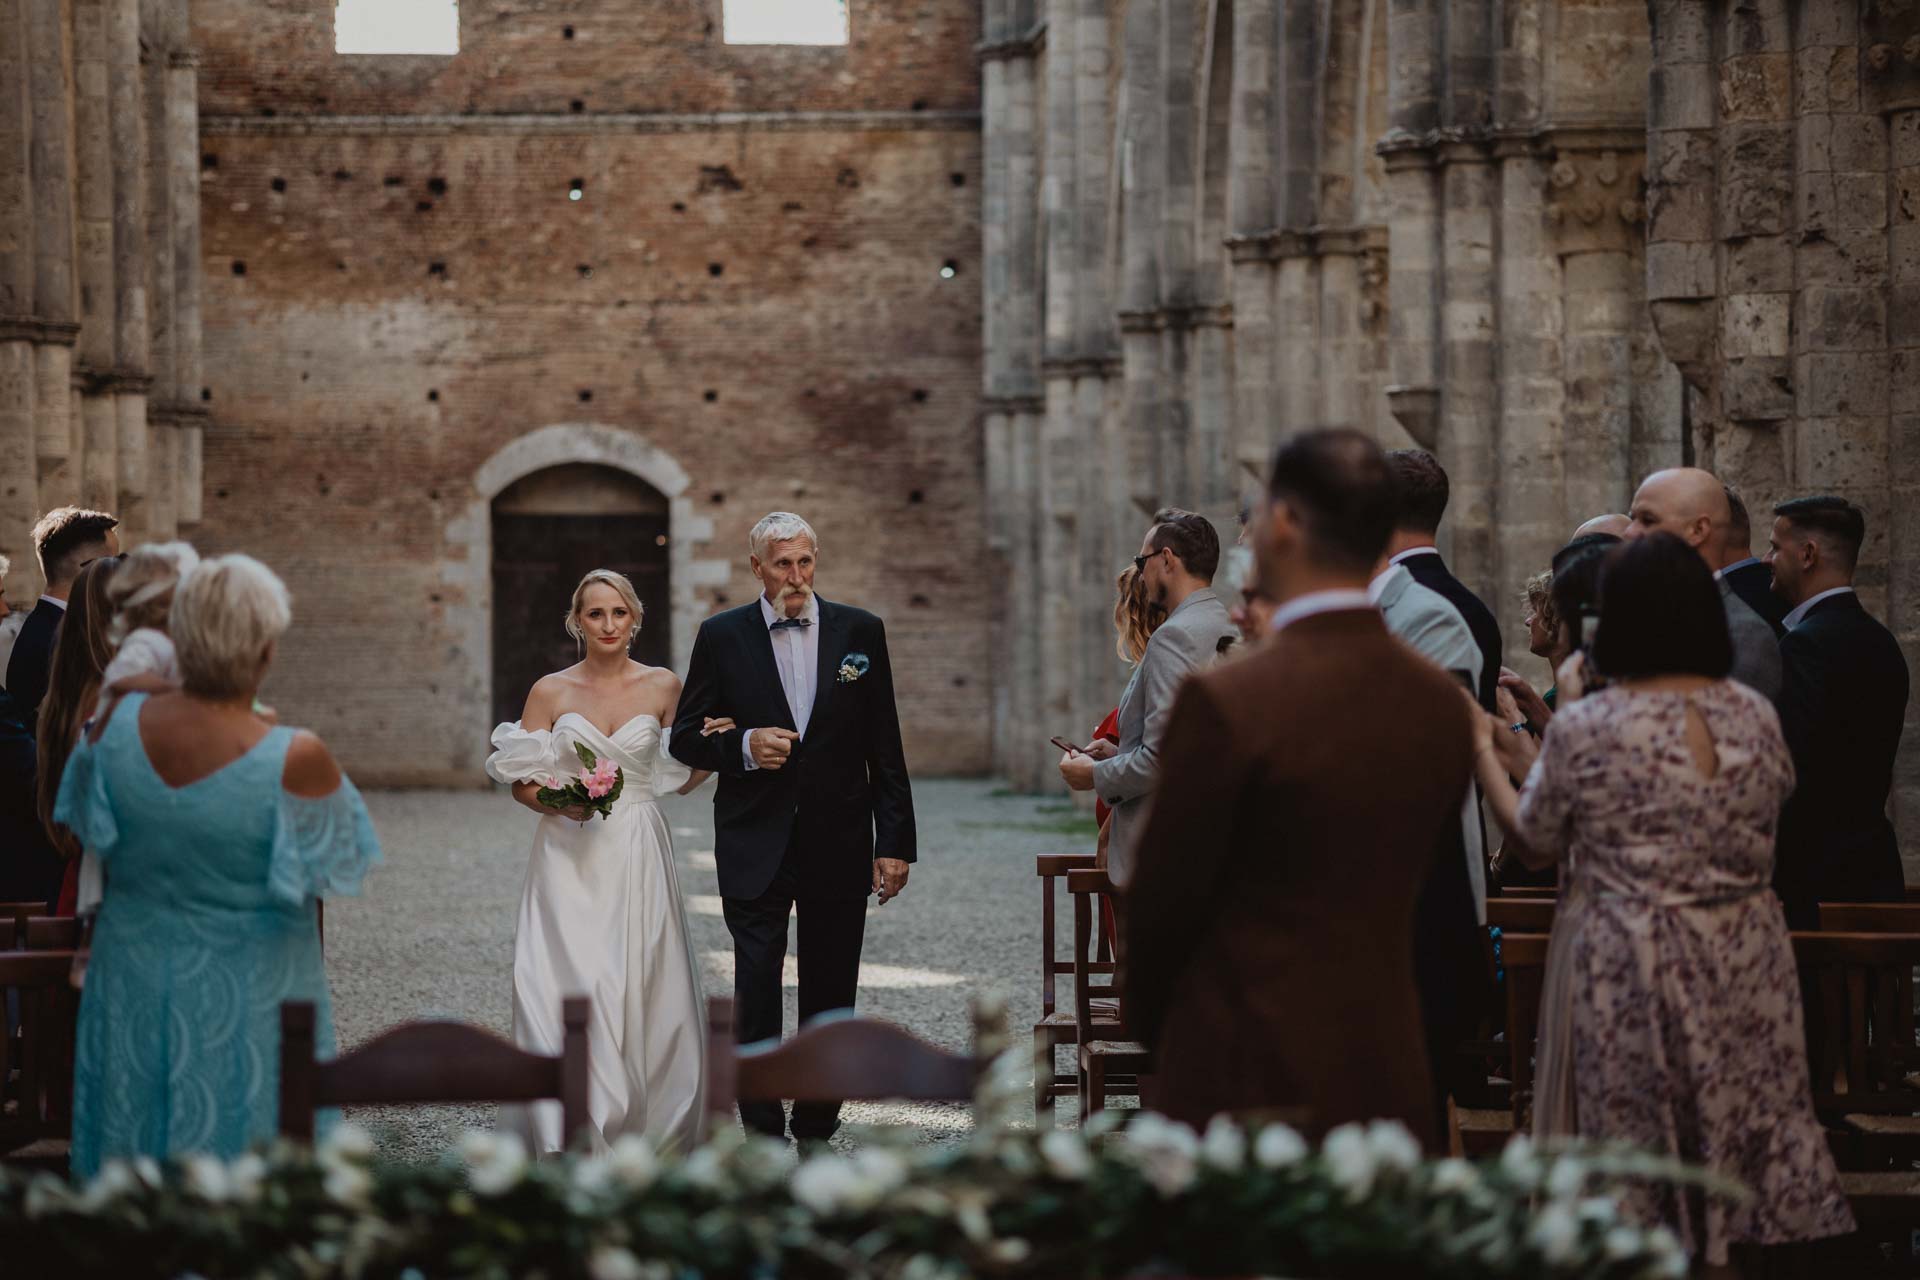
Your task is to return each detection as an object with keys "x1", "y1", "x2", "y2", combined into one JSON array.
[{"x1": 36, "y1": 556, "x2": 120, "y2": 912}]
